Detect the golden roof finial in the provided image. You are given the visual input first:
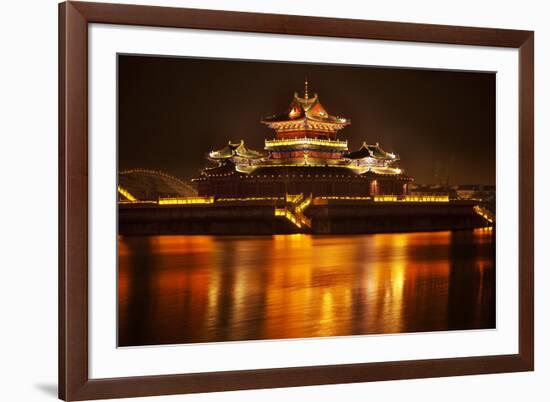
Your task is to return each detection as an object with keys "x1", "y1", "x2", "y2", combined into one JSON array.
[{"x1": 304, "y1": 77, "x2": 309, "y2": 100}]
